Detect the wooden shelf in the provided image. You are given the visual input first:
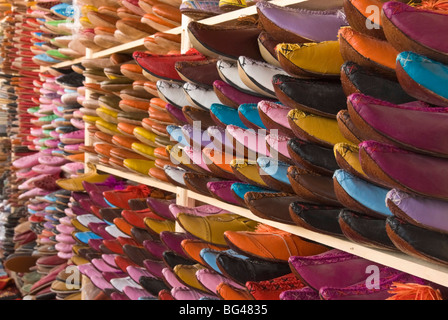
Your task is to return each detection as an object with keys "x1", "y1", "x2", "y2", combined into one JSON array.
[
  {"x1": 94, "y1": 163, "x2": 179, "y2": 193},
  {"x1": 40, "y1": 56, "x2": 85, "y2": 71}
]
